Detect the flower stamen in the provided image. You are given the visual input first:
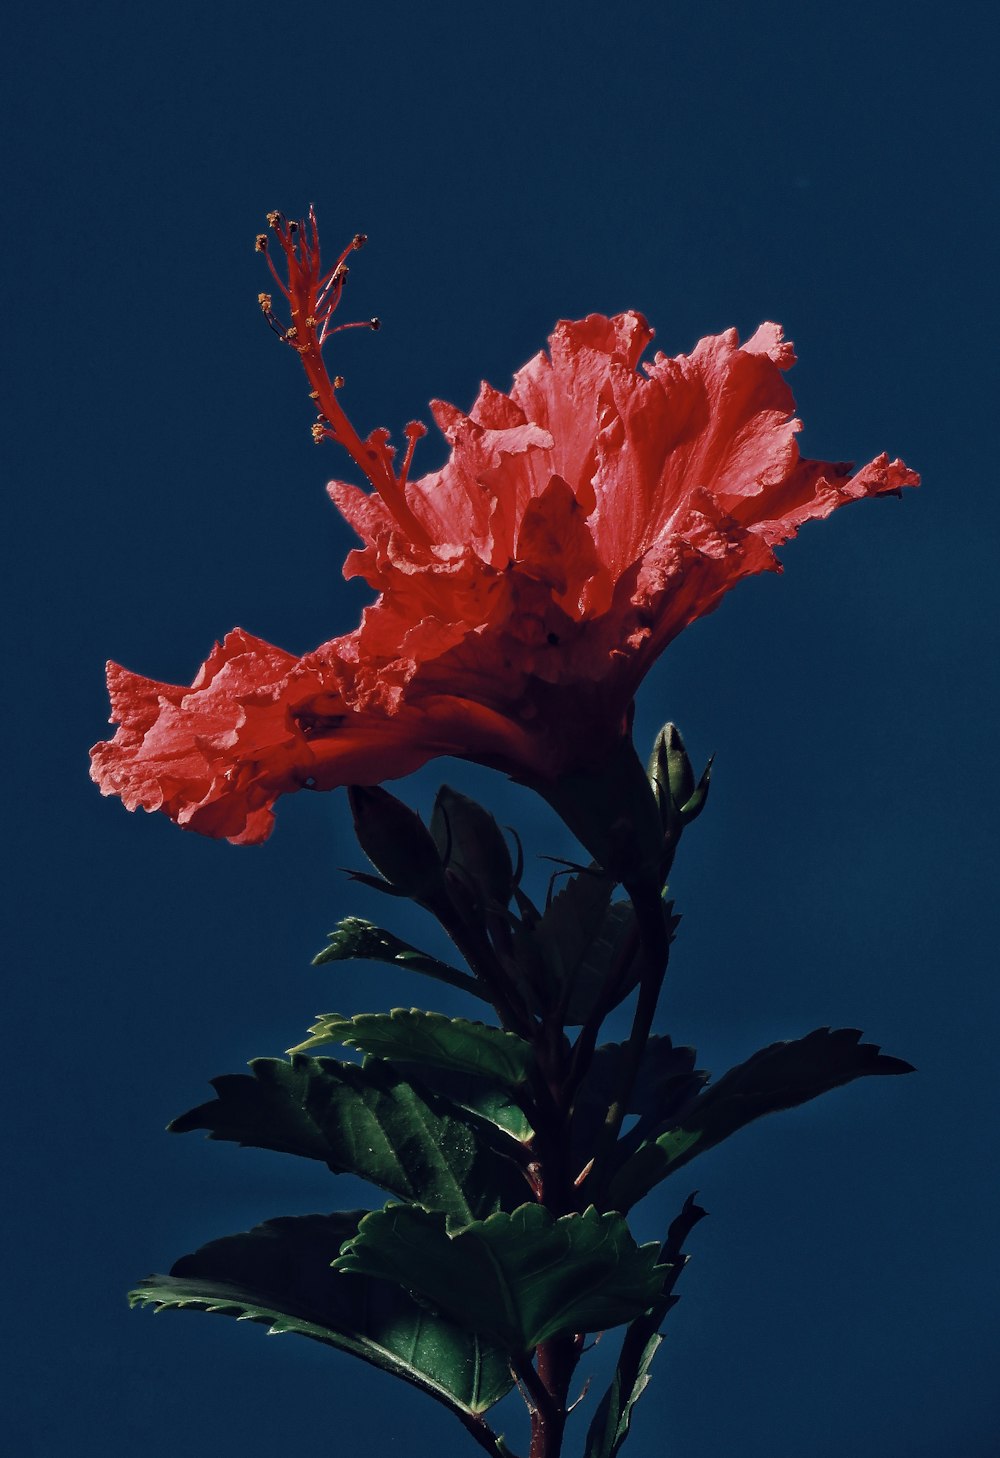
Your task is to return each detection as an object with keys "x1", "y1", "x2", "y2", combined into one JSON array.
[
  {"x1": 398, "y1": 421, "x2": 428, "y2": 490},
  {"x1": 260, "y1": 207, "x2": 431, "y2": 547}
]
